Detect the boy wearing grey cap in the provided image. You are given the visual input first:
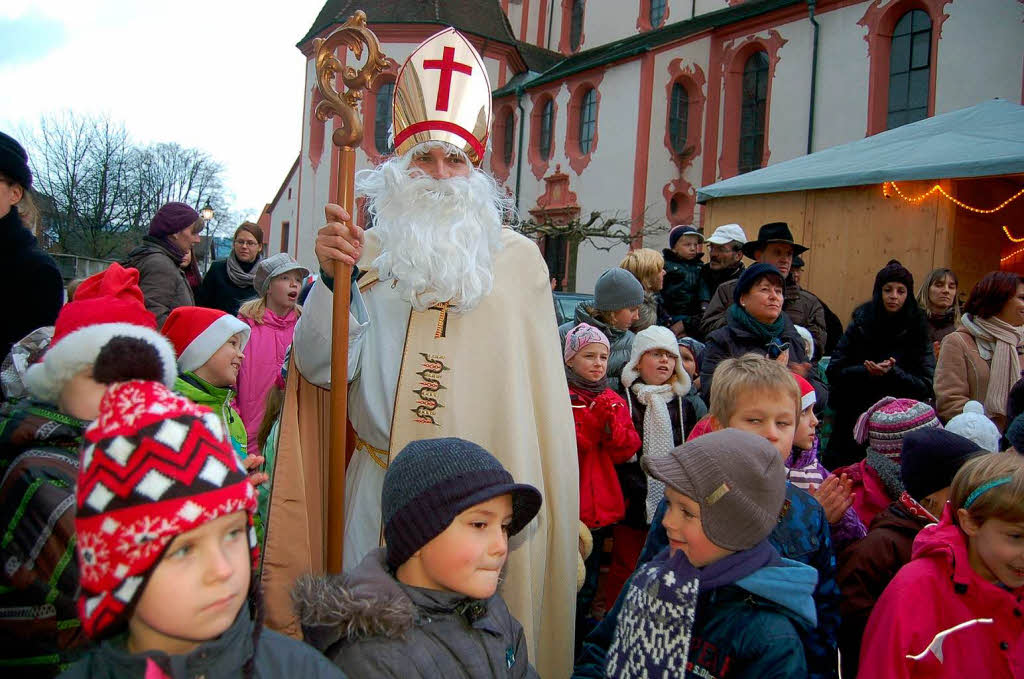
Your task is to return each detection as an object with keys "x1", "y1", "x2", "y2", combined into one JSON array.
[
  {"x1": 573, "y1": 429, "x2": 818, "y2": 679},
  {"x1": 294, "y1": 437, "x2": 541, "y2": 678}
]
